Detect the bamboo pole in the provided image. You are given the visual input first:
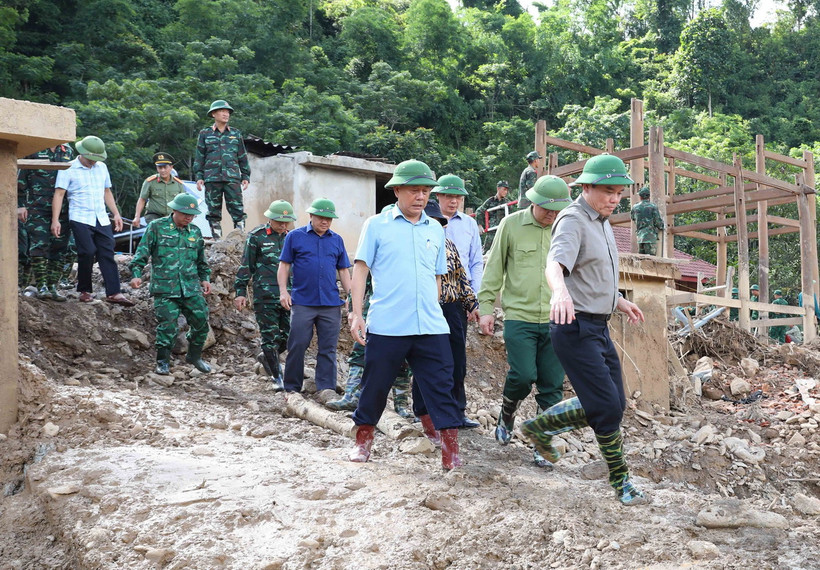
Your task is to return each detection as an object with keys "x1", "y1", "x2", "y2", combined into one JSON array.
[
  {"x1": 756, "y1": 135, "x2": 770, "y2": 337},
  {"x1": 734, "y1": 154, "x2": 751, "y2": 332}
]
